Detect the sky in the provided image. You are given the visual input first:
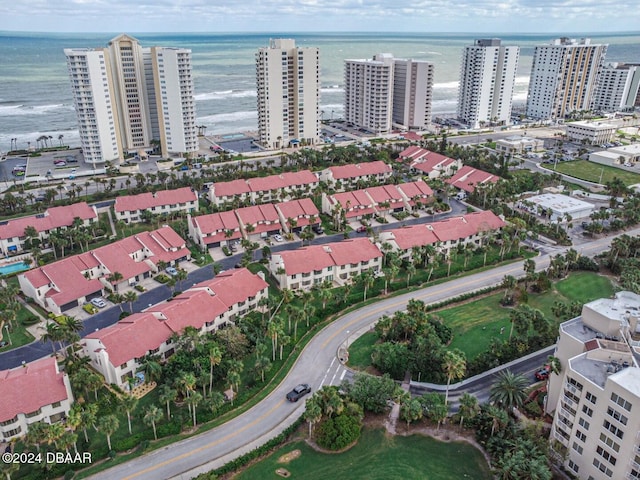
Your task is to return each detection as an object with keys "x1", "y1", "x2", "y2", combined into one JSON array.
[{"x1": 0, "y1": 0, "x2": 639, "y2": 33}]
